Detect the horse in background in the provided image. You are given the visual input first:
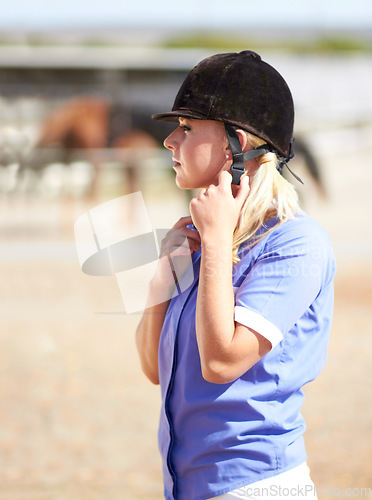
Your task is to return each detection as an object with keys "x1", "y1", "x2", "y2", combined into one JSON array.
[{"x1": 33, "y1": 96, "x2": 164, "y2": 198}]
